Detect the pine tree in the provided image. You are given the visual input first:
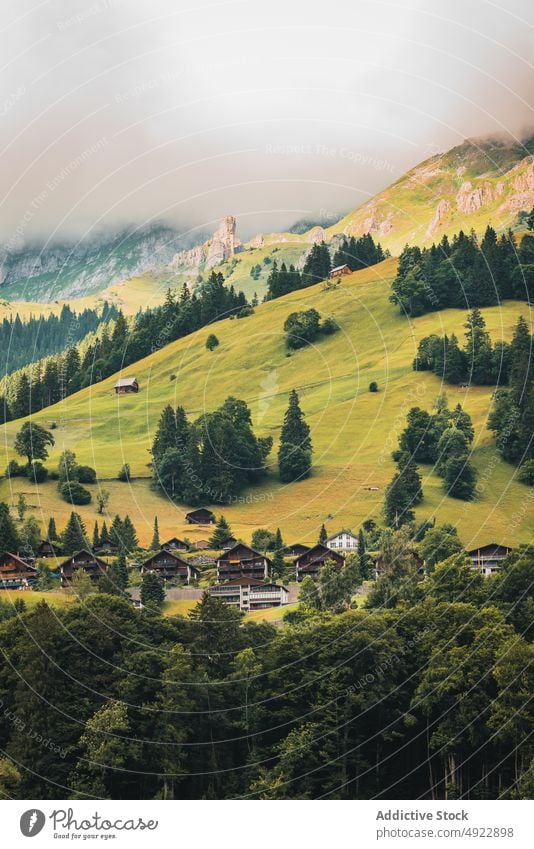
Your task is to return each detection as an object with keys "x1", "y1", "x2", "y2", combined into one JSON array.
[
  {"x1": 92, "y1": 521, "x2": 100, "y2": 550},
  {"x1": 140, "y1": 572, "x2": 165, "y2": 612},
  {"x1": 209, "y1": 515, "x2": 232, "y2": 548},
  {"x1": 278, "y1": 390, "x2": 312, "y2": 483},
  {"x1": 318, "y1": 523, "x2": 327, "y2": 544},
  {"x1": 0, "y1": 502, "x2": 20, "y2": 553},
  {"x1": 47, "y1": 517, "x2": 58, "y2": 542},
  {"x1": 122, "y1": 515, "x2": 138, "y2": 553},
  {"x1": 99, "y1": 520, "x2": 110, "y2": 547},
  {"x1": 150, "y1": 516, "x2": 160, "y2": 551},
  {"x1": 62, "y1": 512, "x2": 88, "y2": 553}
]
